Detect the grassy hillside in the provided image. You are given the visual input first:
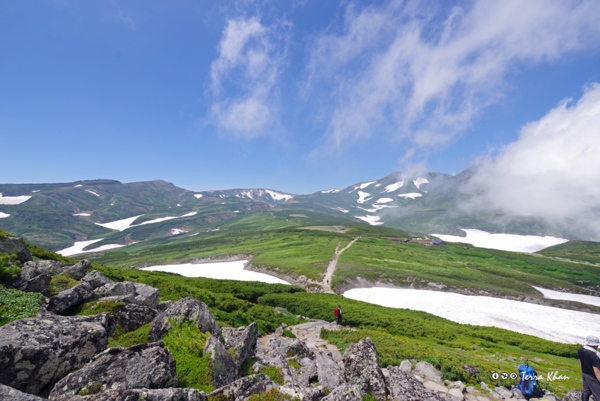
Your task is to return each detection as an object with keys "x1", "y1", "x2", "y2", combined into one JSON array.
[{"x1": 538, "y1": 240, "x2": 600, "y2": 265}]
